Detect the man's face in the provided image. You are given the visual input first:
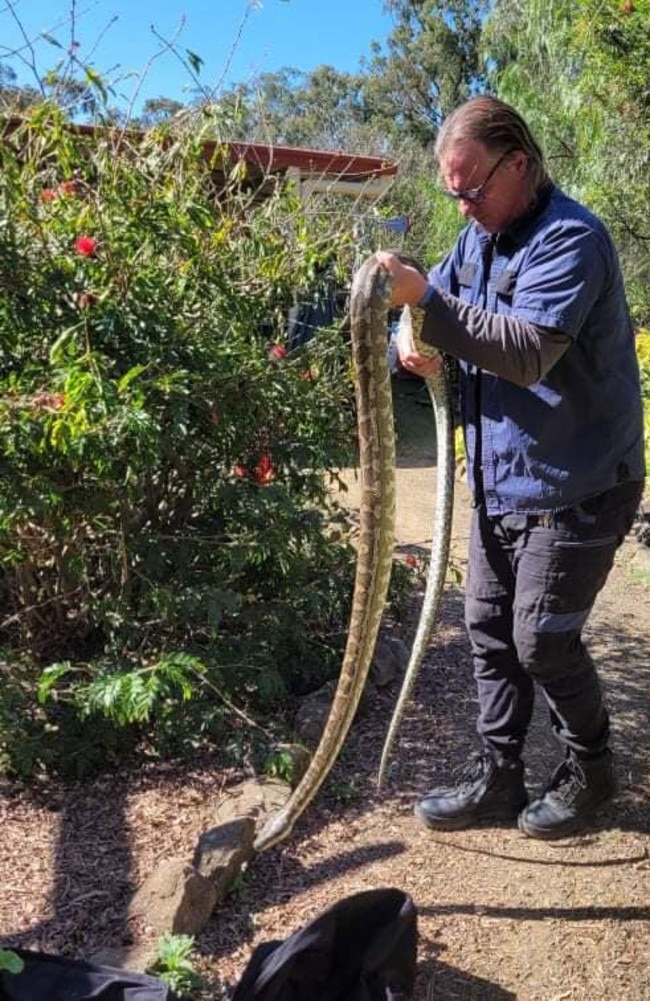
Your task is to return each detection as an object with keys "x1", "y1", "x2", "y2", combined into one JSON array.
[{"x1": 439, "y1": 139, "x2": 529, "y2": 234}]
